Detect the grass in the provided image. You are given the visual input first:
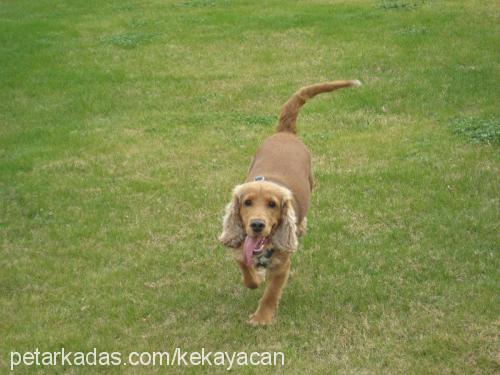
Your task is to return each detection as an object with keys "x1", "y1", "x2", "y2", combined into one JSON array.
[
  {"x1": 451, "y1": 117, "x2": 500, "y2": 145},
  {"x1": 1, "y1": 0, "x2": 499, "y2": 373}
]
